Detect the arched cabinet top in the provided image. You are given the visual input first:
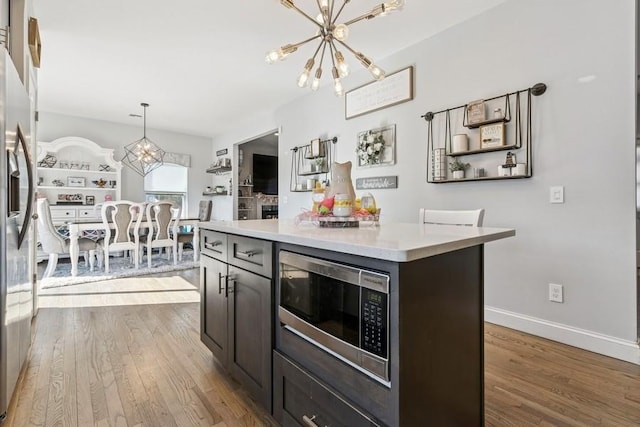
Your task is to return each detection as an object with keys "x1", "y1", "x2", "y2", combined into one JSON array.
[{"x1": 36, "y1": 136, "x2": 122, "y2": 170}]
